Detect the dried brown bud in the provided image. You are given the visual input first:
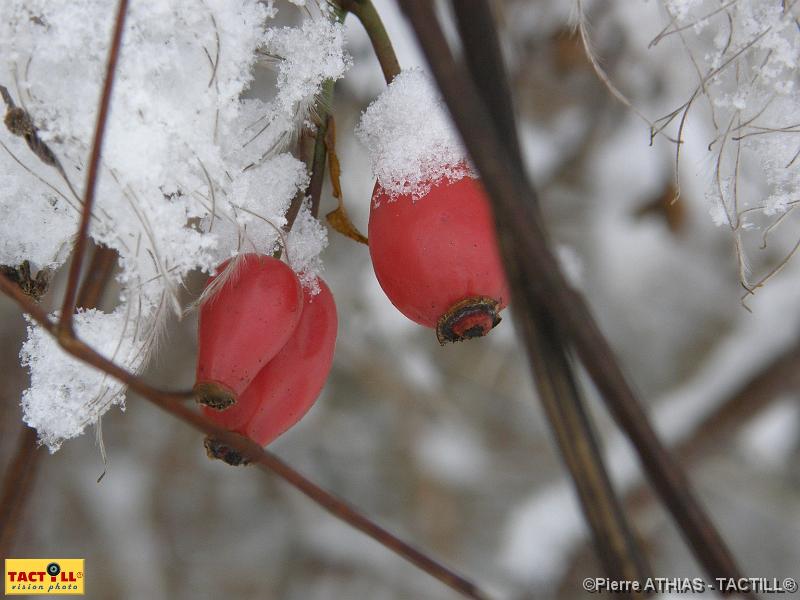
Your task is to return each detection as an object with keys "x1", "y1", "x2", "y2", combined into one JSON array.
[{"x1": 4, "y1": 107, "x2": 34, "y2": 137}]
